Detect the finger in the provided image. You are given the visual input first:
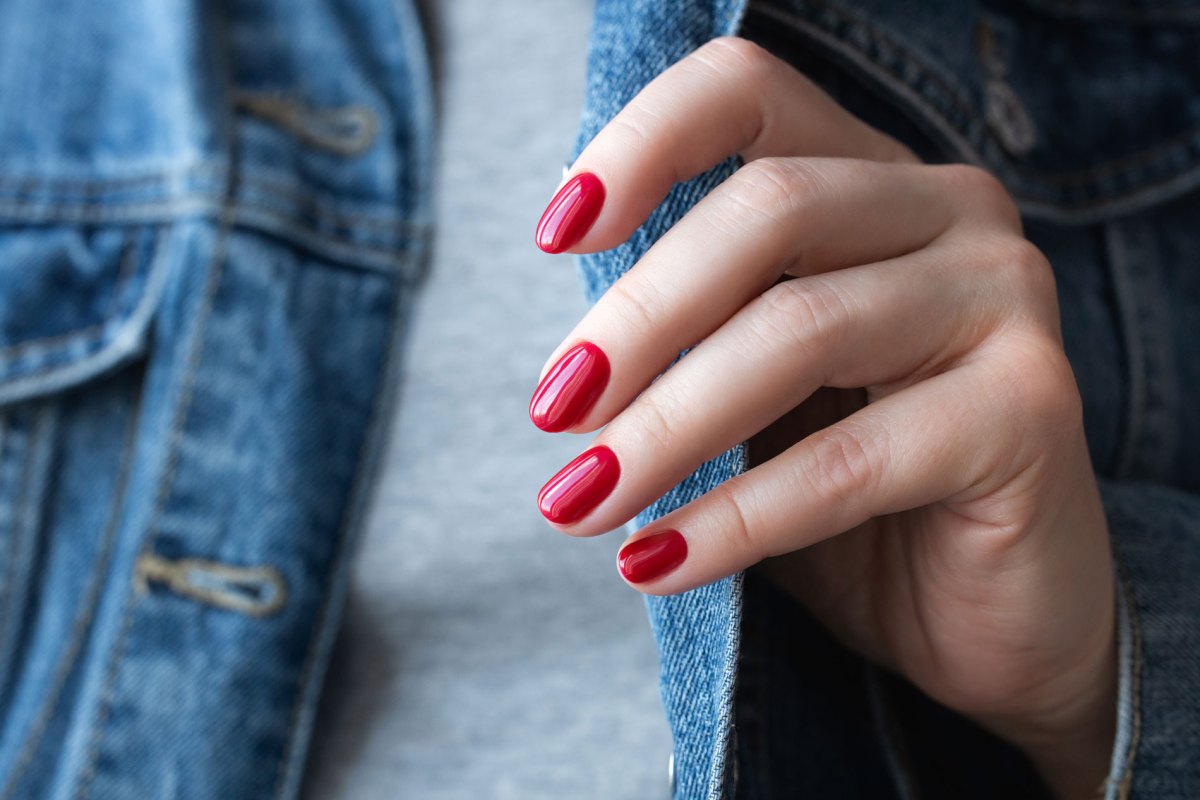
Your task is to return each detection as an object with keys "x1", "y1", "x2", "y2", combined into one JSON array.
[
  {"x1": 534, "y1": 36, "x2": 918, "y2": 255},
  {"x1": 530, "y1": 159, "x2": 999, "y2": 433},
  {"x1": 614, "y1": 352, "x2": 1064, "y2": 594},
  {"x1": 539, "y1": 235, "x2": 1001, "y2": 534}
]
